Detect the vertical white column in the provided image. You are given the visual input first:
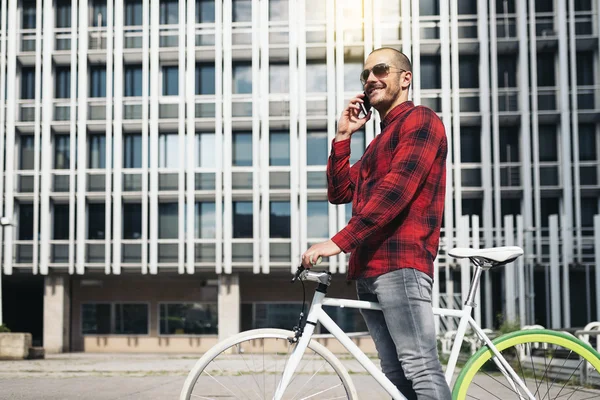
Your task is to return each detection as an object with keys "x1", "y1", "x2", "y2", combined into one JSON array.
[
  {"x1": 362, "y1": 0, "x2": 374, "y2": 149},
  {"x1": 186, "y1": 0, "x2": 197, "y2": 274},
  {"x1": 489, "y1": 0, "x2": 501, "y2": 243},
  {"x1": 32, "y1": 0, "x2": 43, "y2": 275},
  {"x1": 516, "y1": 214, "x2": 526, "y2": 326},
  {"x1": 113, "y1": 0, "x2": 124, "y2": 274},
  {"x1": 561, "y1": 213, "x2": 571, "y2": 327},
  {"x1": 557, "y1": 0, "x2": 573, "y2": 312},
  {"x1": 77, "y1": 0, "x2": 89, "y2": 275},
  {"x1": 459, "y1": 215, "x2": 470, "y2": 307},
  {"x1": 67, "y1": 0, "x2": 78, "y2": 275},
  {"x1": 296, "y1": 0, "x2": 306, "y2": 274},
  {"x1": 528, "y1": 0, "x2": 542, "y2": 262},
  {"x1": 289, "y1": 0, "x2": 299, "y2": 274},
  {"x1": 450, "y1": 0, "x2": 461, "y2": 223},
  {"x1": 259, "y1": 0, "x2": 269, "y2": 274},
  {"x1": 0, "y1": 0, "x2": 7, "y2": 276},
  {"x1": 568, "y1": 0, "x2": 581, "y2": 261},
  {"x1": 222, "y1": 0, "x2": 232, "y2": 274},
  {"x1": 504, "y1": 215, "x2": 516, "y2": 323},
  {"x1": 410, "y1": 0, "x2": 420, "y2": 104},
  {"x1": 549, "y1": 215, "x2": 561, "y2": 329},
  {"x1": 254, "y1": 0, "x2": 263, "y2": 275},
  {"x1": 595, "y1": 215, "x2": 600, "y2": 321},
  {"x1": 214, "y1": 0, "x2": 224, "y2": 274},
  {"x1": 105, "y1": 0, "x2": 114, "y2": 275},
  {"x1": 3, "y1": 0, "x2": 17, "y2": 274},
  {"x1": 149, "y1": 0, "x2": 159, "y2": 274},
  {"x1": 177, "y1": 0, "x2": 186, "y2": 275},
  {"x1": 479, "y1": 0, "x2": 493, "y2": 328},
  {"x1": 400, "y1": 0, "x2": 410, "y2": 57},
  {"x1": 40, "y1": 0, "x2": 53, "y2": 275},
  {"x1": 471, "y1": 215, "x2": 481, "y2": 326},
  {"x1": 141, "y1": 0, "x2": 150, "y2": 274}
]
